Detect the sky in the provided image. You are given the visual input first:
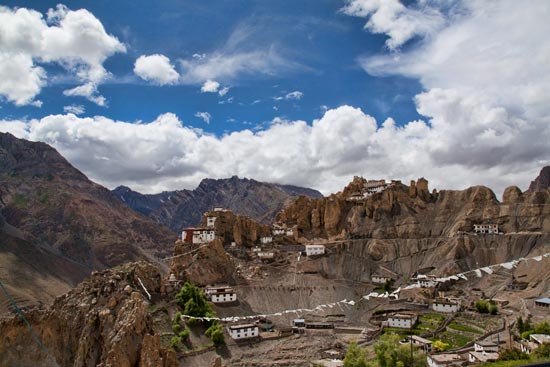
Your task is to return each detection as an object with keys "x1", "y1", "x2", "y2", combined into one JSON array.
[{"x1": 0, "y1": 1, "x2": 549, "y2": 197}]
